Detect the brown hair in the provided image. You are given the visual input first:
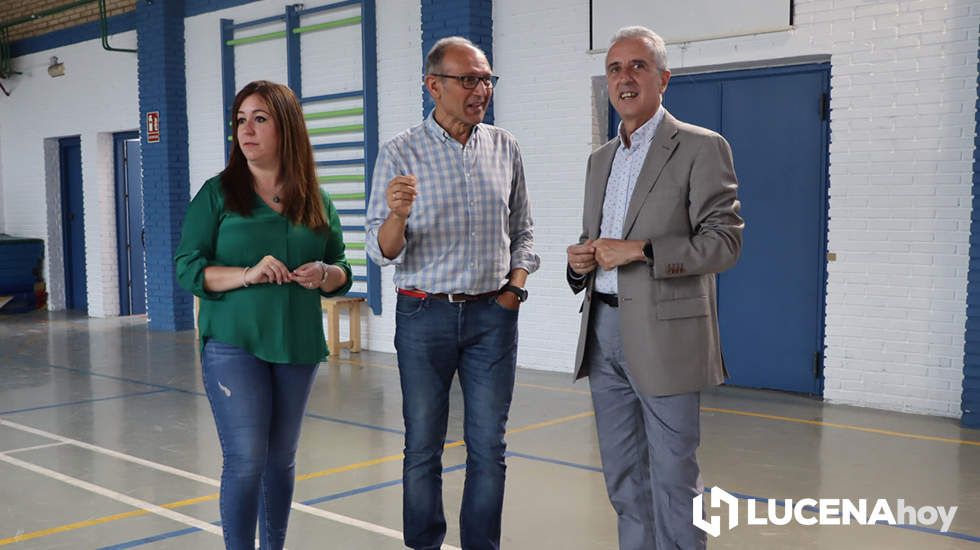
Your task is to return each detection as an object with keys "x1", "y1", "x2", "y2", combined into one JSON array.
[{"x1": 220, "y1": 80, "x2": 326, "y2": 230}]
